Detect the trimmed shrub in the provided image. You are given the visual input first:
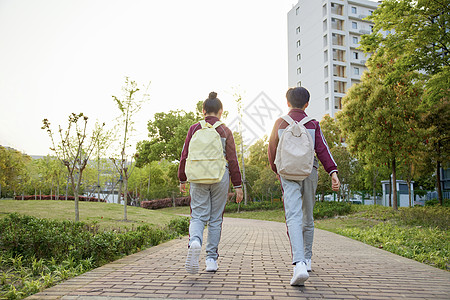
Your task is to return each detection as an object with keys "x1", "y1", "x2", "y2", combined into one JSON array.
[
  {"x1": 13, "y1": 195, "x2": 105, "y2": 202},
  {"x1": 141, "y1": 196, "x2": 190, "y2": 210}
]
